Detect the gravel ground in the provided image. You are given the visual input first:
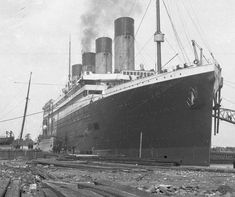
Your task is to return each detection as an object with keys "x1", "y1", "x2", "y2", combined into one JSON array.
[
  {"x1": 1, "y1": 160, "x2": 235, "y2": 196},
  {"x1": 46, "y1": 163, "x2": 235, "y2": 196}
]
